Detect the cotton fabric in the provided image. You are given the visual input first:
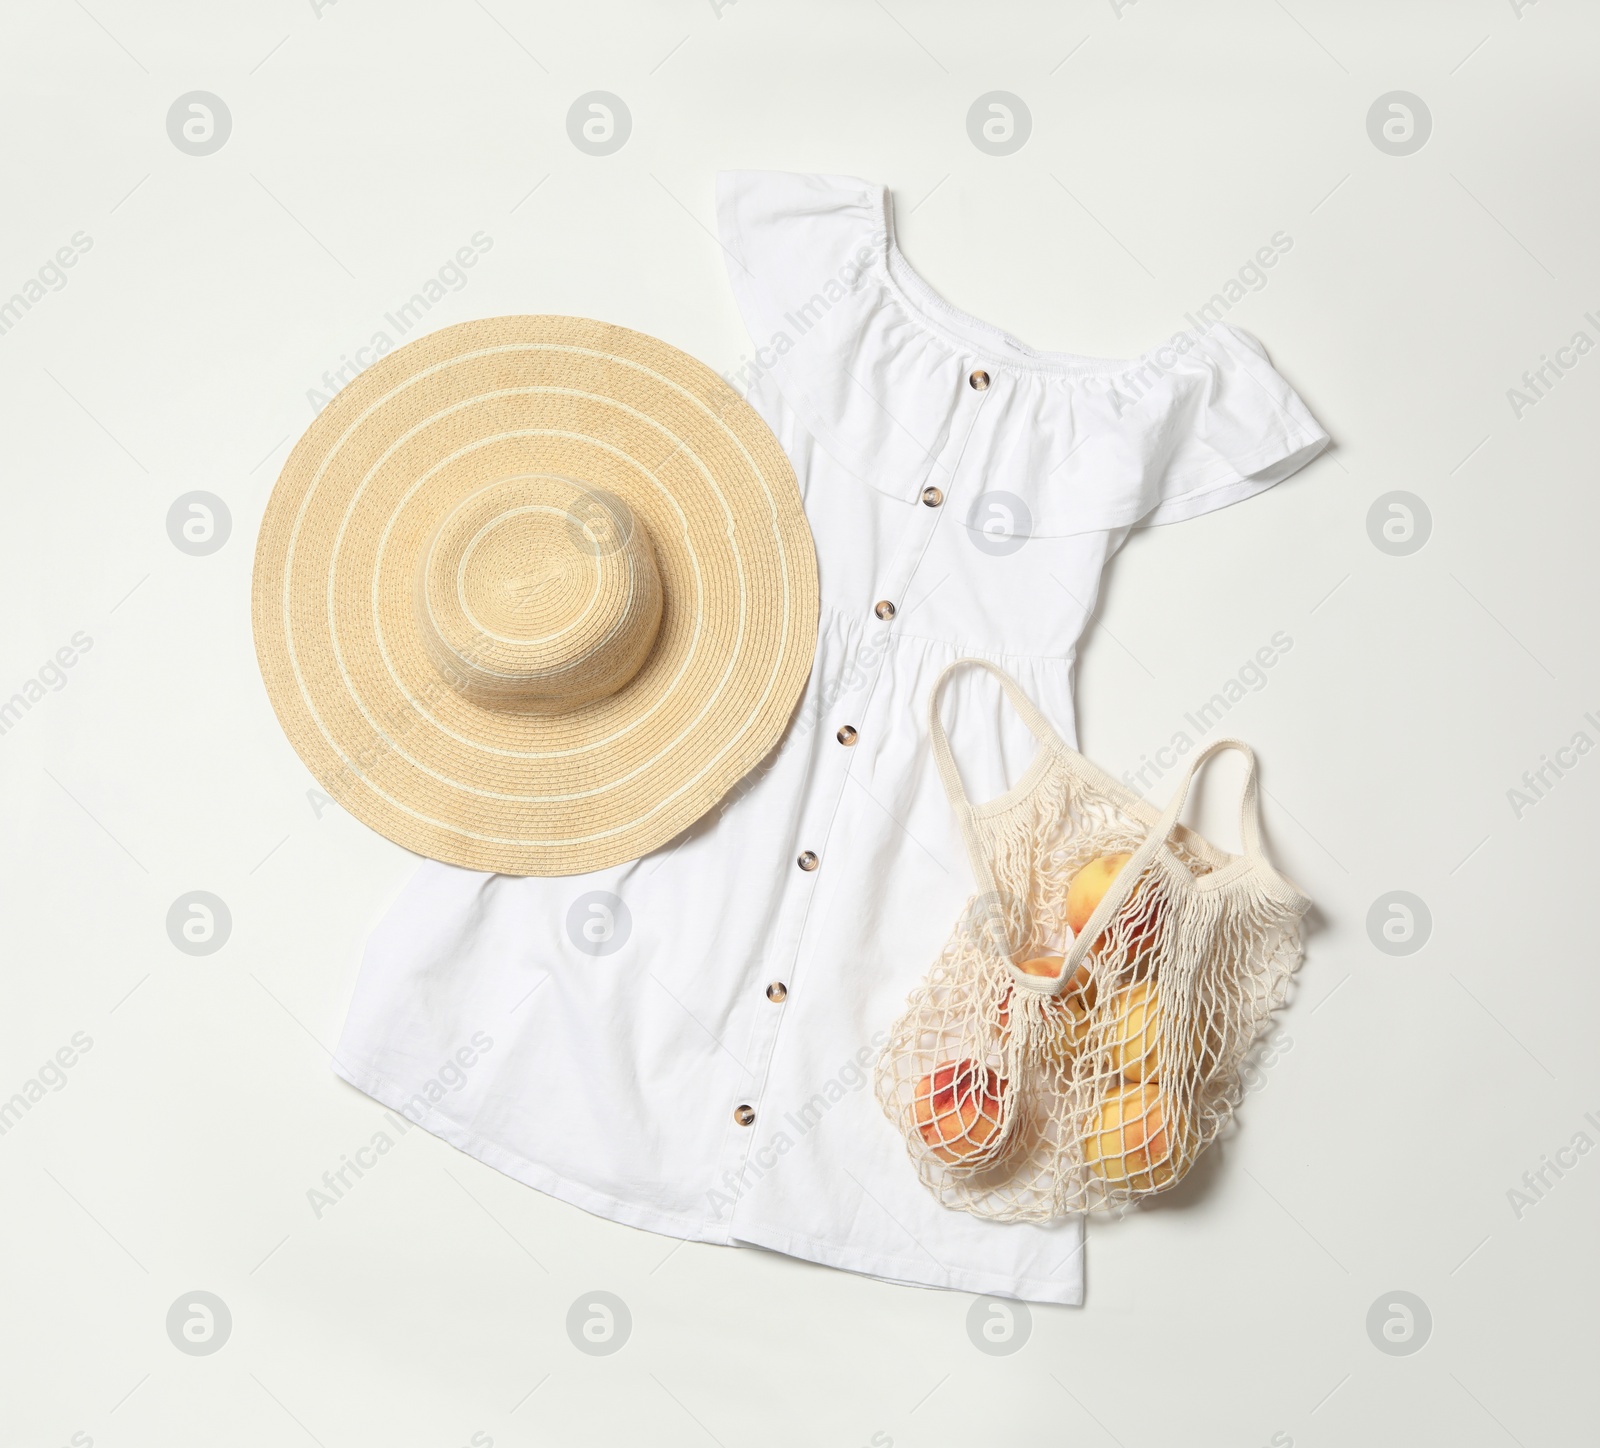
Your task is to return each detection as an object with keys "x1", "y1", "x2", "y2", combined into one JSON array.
[{"x1": 332, "y1": 170, "x2": 1327, "y2": 1304}]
